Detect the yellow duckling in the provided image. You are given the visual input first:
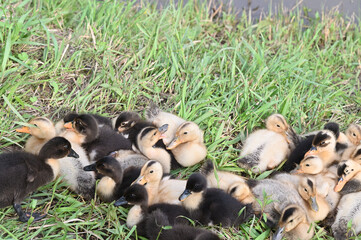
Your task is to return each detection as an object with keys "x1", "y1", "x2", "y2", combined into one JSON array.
[
  {"x1": 133, "y1": 160, "x2": 186, "y2": 205},
  {"x1": 16, "y1": 117, "x2": 56, "y2": 154},
  {"x1": 237, "y1": 114, "x2": 298, "y2": 173},
  {"x1": 166, "y1": 121, "x2": 207, "y2": 167},
  {"x1": 334, "y1": 159, "x2": 361, "y2": 193},
  {"x1": 342, "y1": 124, "x2": 361, "y2": 159},
  {"x1": 227, "y1": 181, "x2": 255, "y2": 204}
]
